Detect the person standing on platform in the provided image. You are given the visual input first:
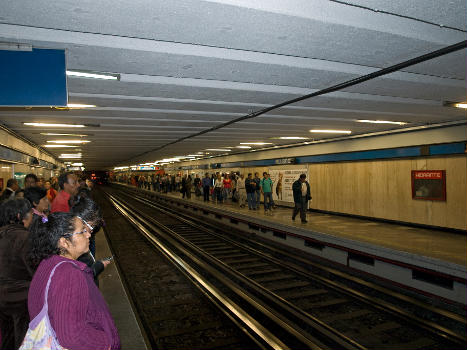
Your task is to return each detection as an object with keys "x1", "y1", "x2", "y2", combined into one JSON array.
[
  {"x1": 236, "y1": 174, "x2": 246, "y2": 208},
  {"x1": 186, "y1": 175, "x2": 193, "y2": 199},
  {"x1": 193, "y1": 174, "x2": 201, "y2": 197},
  {"x1": 24, "y1": 173, "x2": 38, "y2": 189},
  {"x1": 50, "y1": 172, "x2": 79, "y2": 213},
  {"x1": 44, "y1": 180, "x2": 58, "y2": 204},
  {"x1": 214, "y1": 174, "x2": 224, "y2": 203},
  {"x1": 0, "y1": 178, "x2": 19, "y2": 201},
  {"x1": 223, "y1": 174, "x2": 232, "y2": 201},
  {"x1": 253, "y1": 172, "x2": 261, "y2": 208},
  {"x1": 292, "y1": 174, "x2": 312, "y2": 224},
  {"x1": 0, "y1": 198, "x2": 34, "y2": 350},
  {"x1": 245, "y1": 173, "x2": 256, "y2": 210},
  {"x1": 202, "y1": 173, "x2": 212, "y2": 202},
  {"x1": 260, "y1": 172, "x2": 274, "y2": 215}
]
